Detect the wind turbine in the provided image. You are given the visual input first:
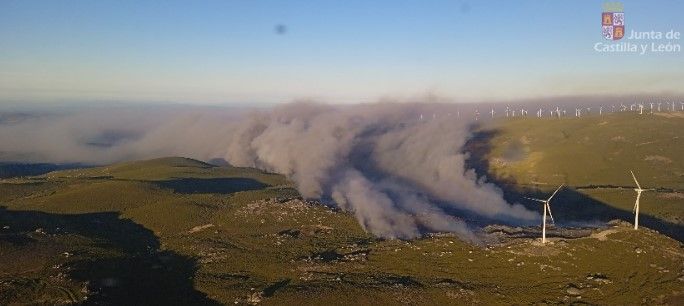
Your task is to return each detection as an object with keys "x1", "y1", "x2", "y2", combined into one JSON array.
[
  {"x1": 537, "y1": 108, "x2": 543, "y2": 118},
  {"x1": 555, "y1": 106, "x2": 561, "y2": 118},
  {"x1": 638, "y1": 104, "x2": 644, "y2": 115},
  {"x1": 657, "y1": 102, "x2": 662, "y2": 112},
  {"x1": 505, "y1": 107, "x2": 510, "y2": 117},
  {"x1": 525, "y1": 184, "x2": 564, "y2": 244},
  {"x1": 630, "y1": 171, "x2": 654, "y2": 230},
  {"x1": 649, "y1": 102, "x2": 655, "y2": 114},
  {"x1": 490, "y1": 108, "x2": 495, "y2": 118},
  {"x1": 521, "y1": 108, "x2": 528, "y2": 116},
  {"x1": 575, "y1": 108, "x2": 581, "y2": 117},
  {"x1": 680, "y1": 102, "x2": 684, "y2": 111},
  {"x1": 599, "y1": 106, "x2": 603, "y2": 115}
]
